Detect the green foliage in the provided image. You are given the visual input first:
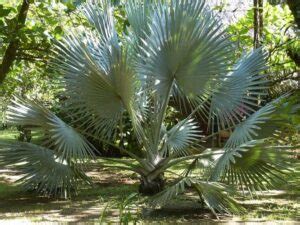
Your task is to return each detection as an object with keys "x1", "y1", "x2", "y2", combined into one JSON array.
[
  {"x1": 0, "y1": 0, "x2": 86, "y2": 125},
  {"x1": 99, "y1": 193, "x2": 140, "y2": 224},
  {"x1": 227, "y1": 2, "x2": 299, "y2": 97}
]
